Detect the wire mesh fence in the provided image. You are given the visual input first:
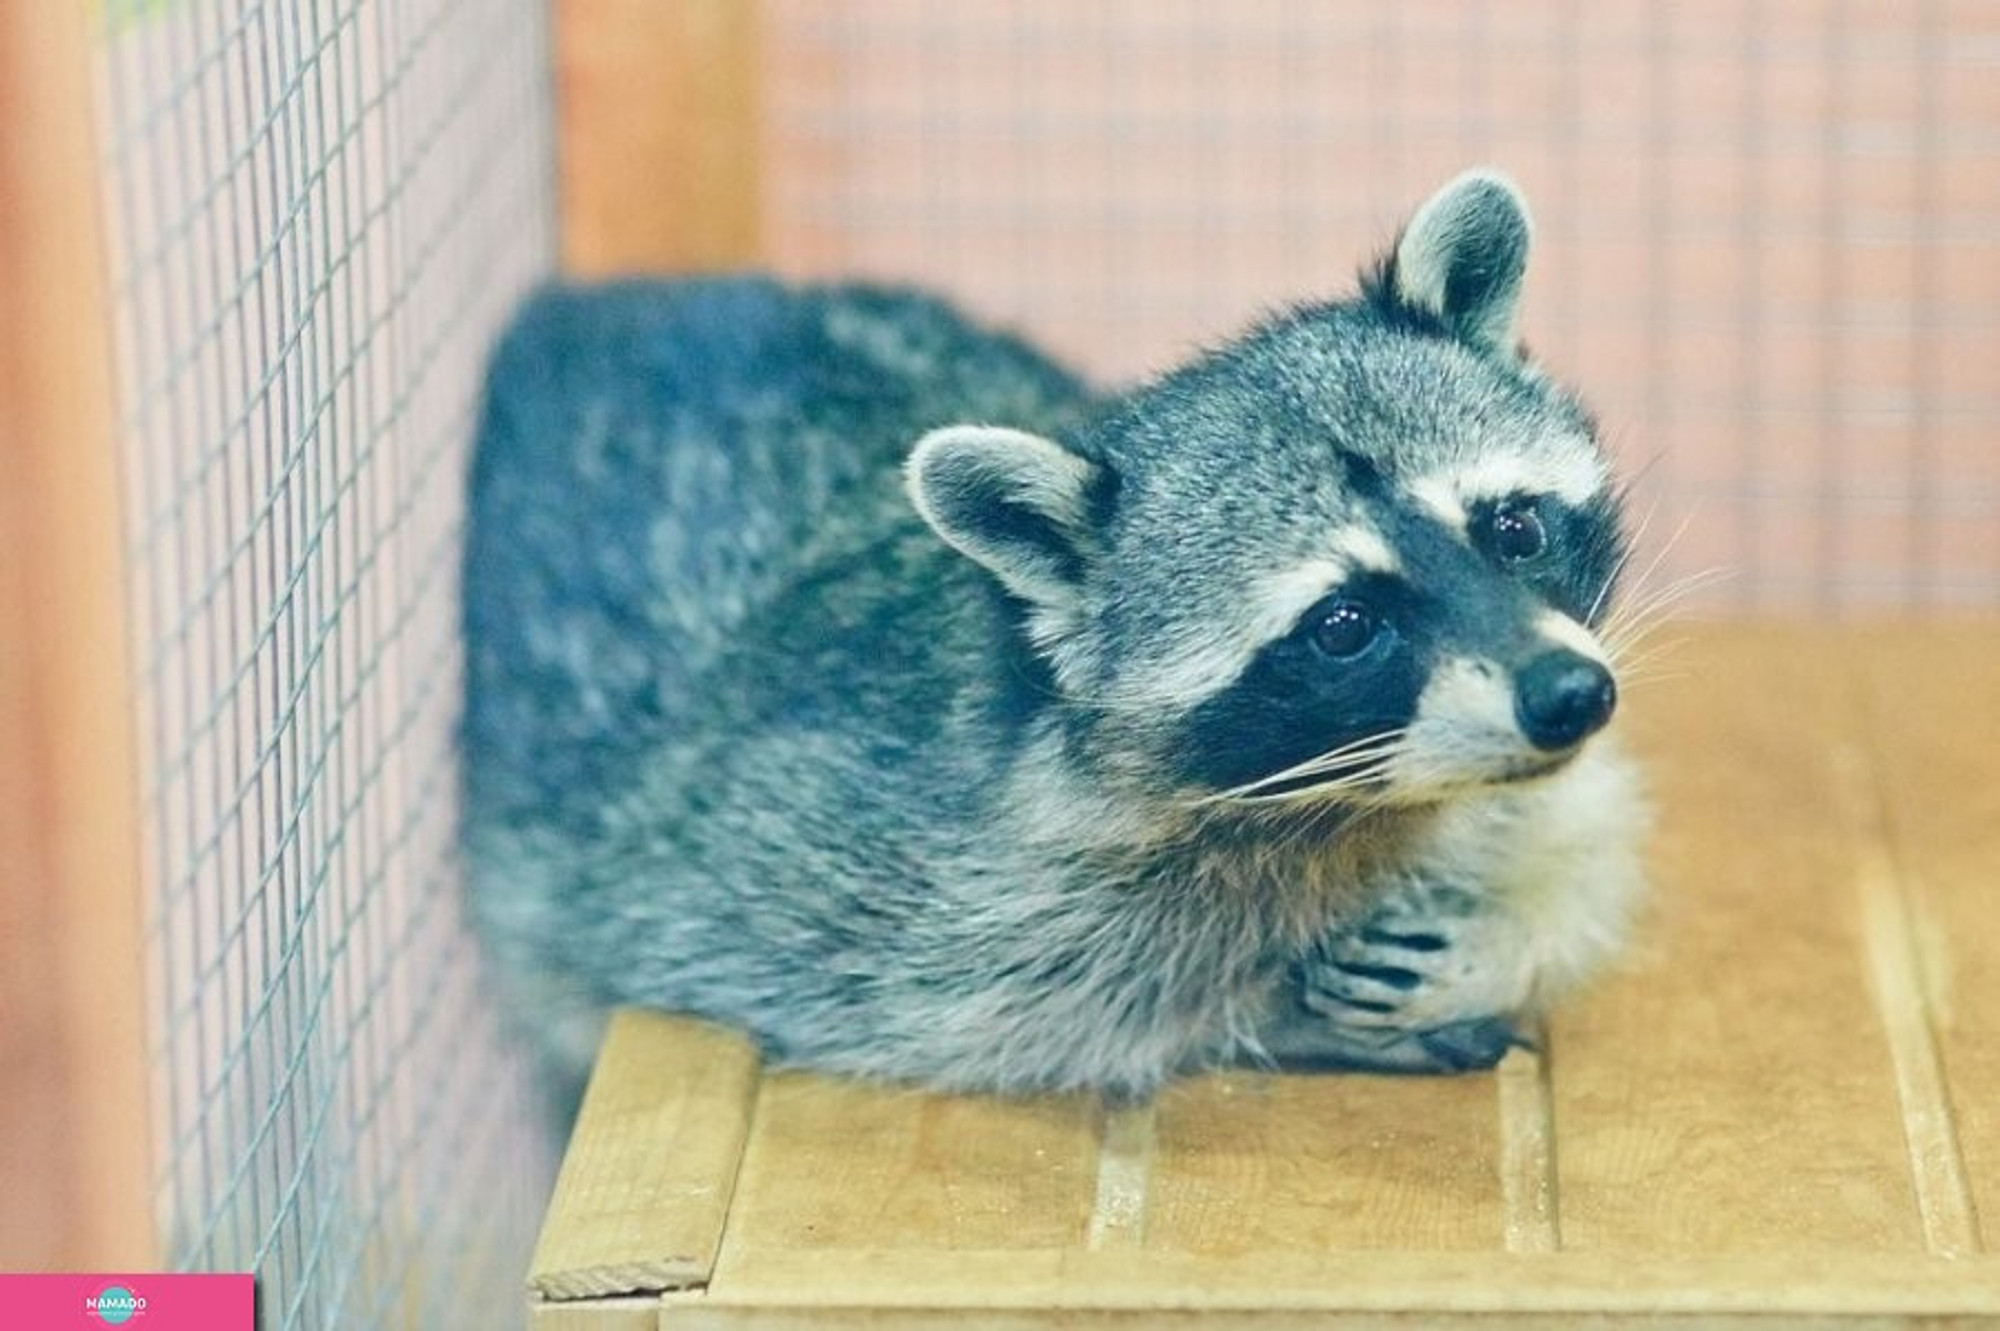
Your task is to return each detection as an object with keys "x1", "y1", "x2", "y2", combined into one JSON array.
[
  {"x1": 94, "y1": 0, "x2": 556, "y2": 1324},
  {"x1": 764, "y1": 0, "x2": 2000, "y2": 612}
]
